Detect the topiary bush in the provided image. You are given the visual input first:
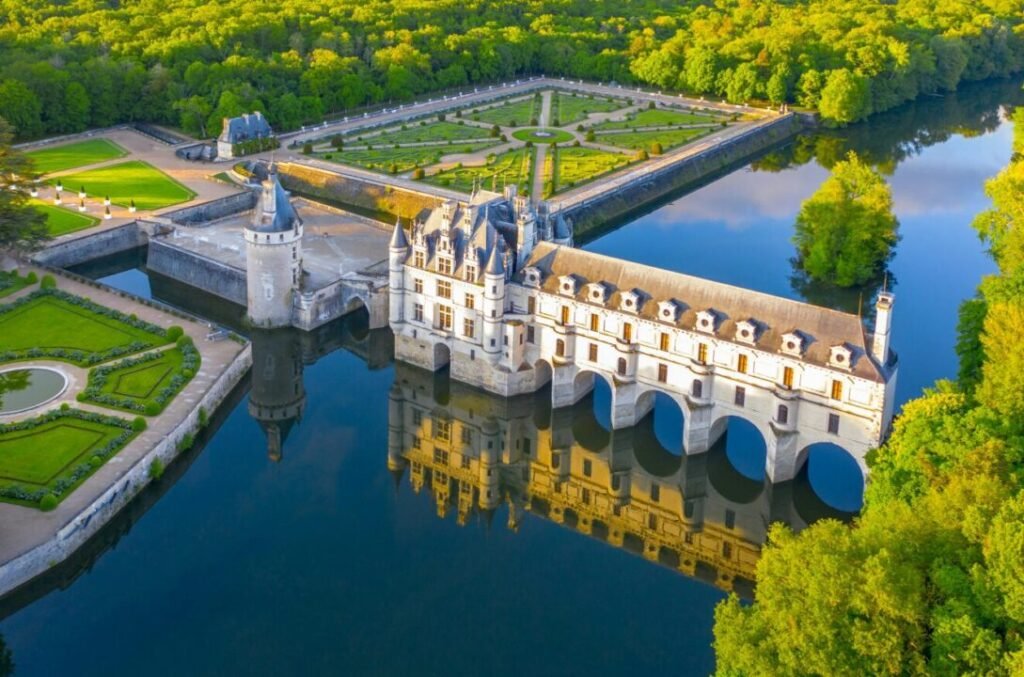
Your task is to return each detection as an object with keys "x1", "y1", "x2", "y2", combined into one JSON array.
[
  {"x1": 132, "y1": 416, "x2": 147, "y2": 431},
  {"x1": 25, "y1": 272, "x2": 37, "y2": 284},
  {"x1": 40, "y1": 274, "x2": 56, "y2": 290},
  {"x1": 39, "y1": 494, "x2": 57, "y2": 511},
  {"x1": 166, "y1": 325, "x2": 184, "y2": 341},
  {"x1": 144, "y1": 401, "x2": 160, "y2": 416}
]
